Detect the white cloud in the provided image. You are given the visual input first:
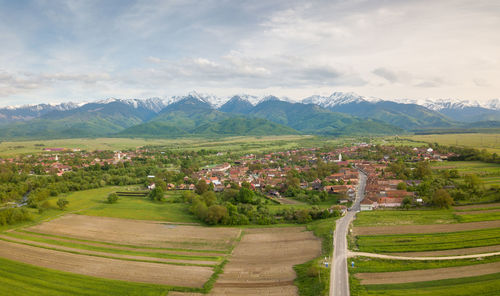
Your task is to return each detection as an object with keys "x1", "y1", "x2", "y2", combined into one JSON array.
[{"x1": 0, "y1": 0, "x2": 499, "y2": 105}]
